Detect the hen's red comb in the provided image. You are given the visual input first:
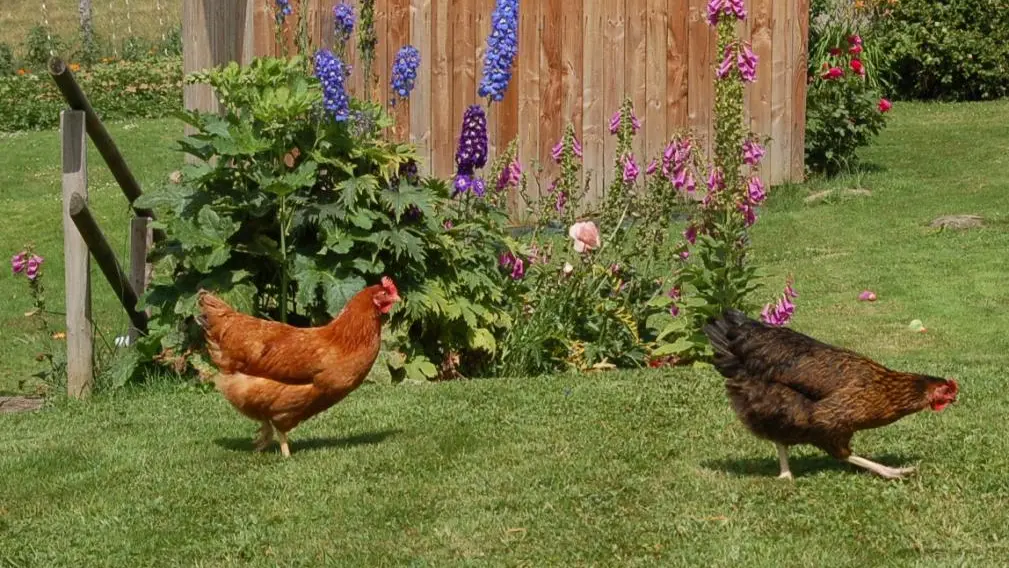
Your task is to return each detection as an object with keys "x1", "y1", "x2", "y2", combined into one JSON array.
[{"x1": 381, "y1": 276, "x2": 399, "y2": 297}]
